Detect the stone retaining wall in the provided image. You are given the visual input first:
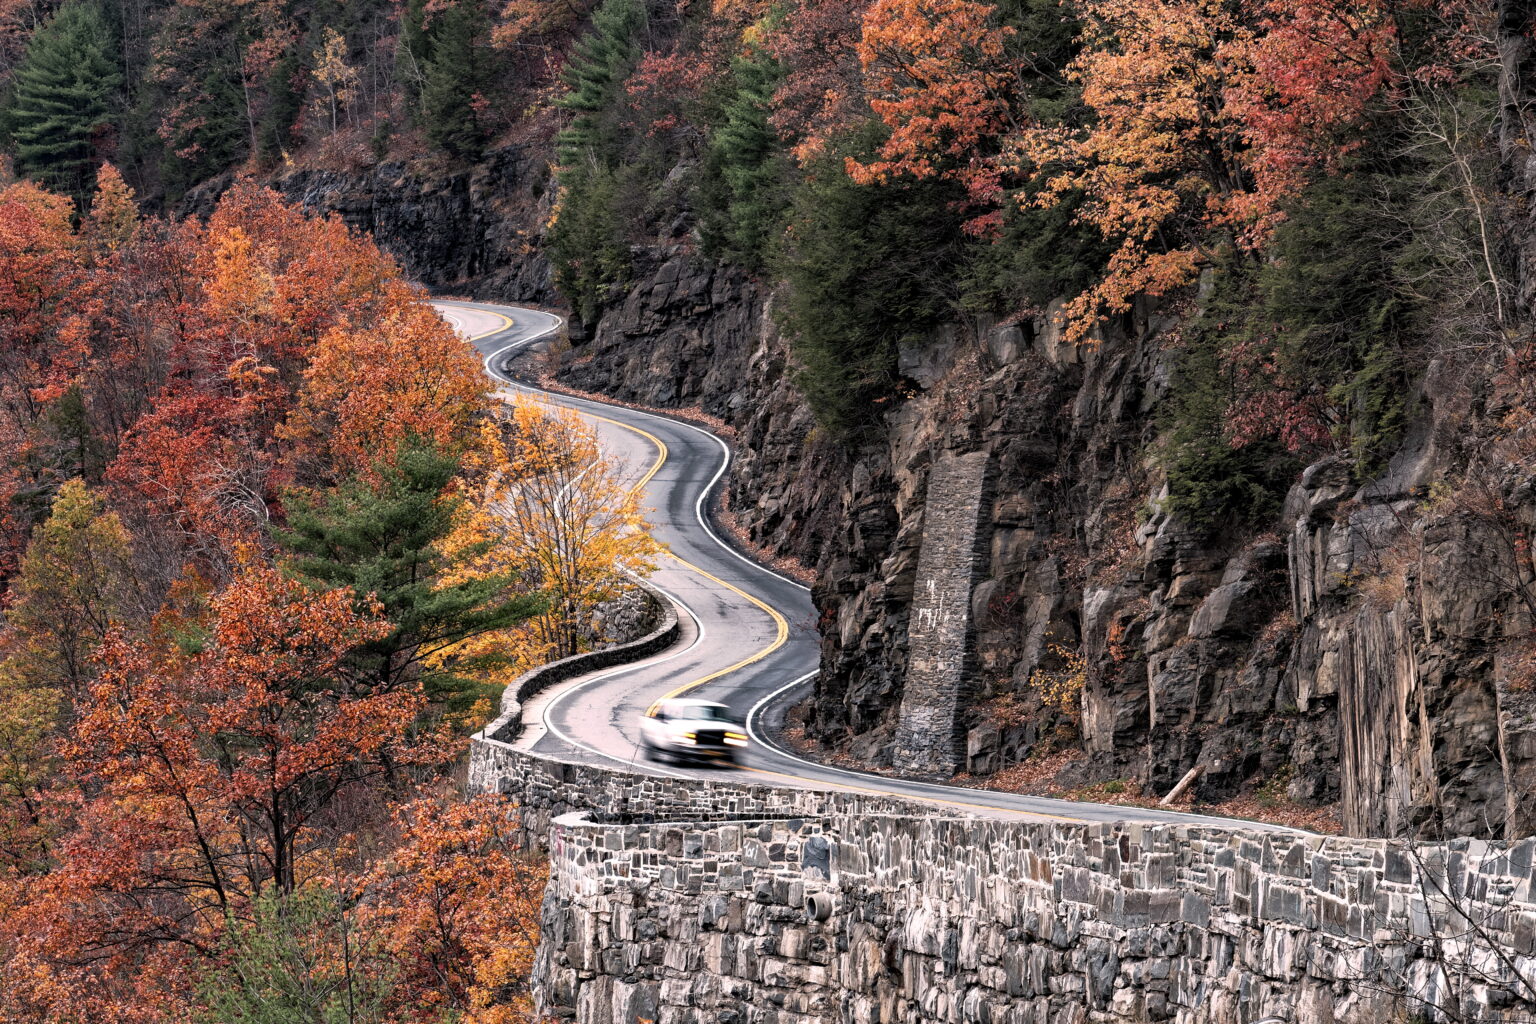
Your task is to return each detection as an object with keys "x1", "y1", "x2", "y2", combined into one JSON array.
[
  {"x1": 477, "y1": 580, "x2": 677, "y2": 749},
  {"x1": 470, "y1": 741, "x2": 1536, "y2": 1023},
  {"x1": 533, "y1": 807, "x2": 1536, "y2": 1024}
]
